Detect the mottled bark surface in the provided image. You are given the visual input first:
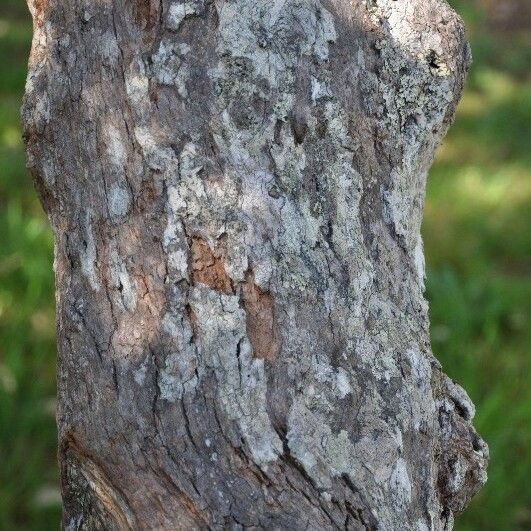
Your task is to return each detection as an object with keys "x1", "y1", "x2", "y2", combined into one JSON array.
[{"x1": 23, "y1": 0, "x2": 488, "y2": 529}]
